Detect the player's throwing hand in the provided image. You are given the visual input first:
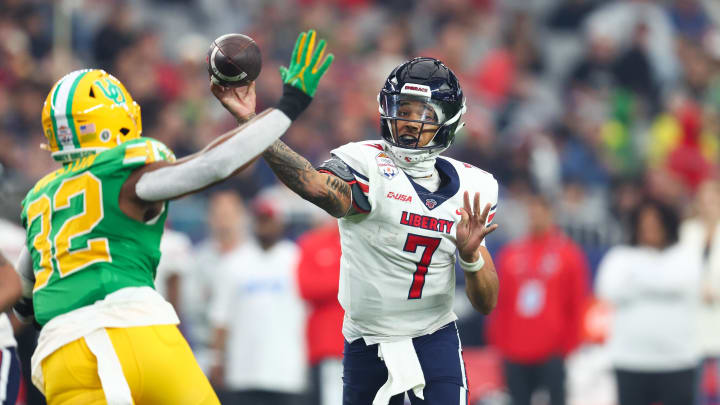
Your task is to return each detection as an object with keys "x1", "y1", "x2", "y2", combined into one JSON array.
[
  {"x1": 211, "y1": 80, "x2": 257, "y2": 123},
  {"x1": 456, "y1": 191, "x2": 499, "y2": 263}
]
